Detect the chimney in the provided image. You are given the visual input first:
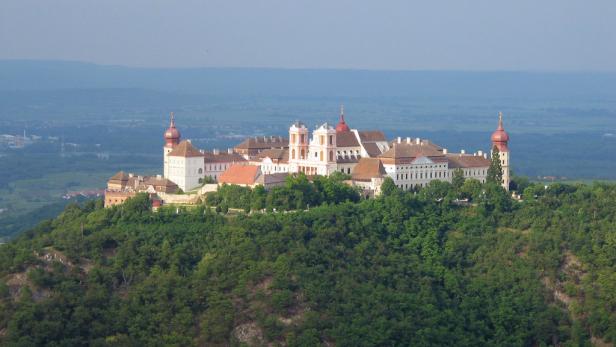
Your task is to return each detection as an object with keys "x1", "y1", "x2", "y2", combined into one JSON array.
[
  {"x1": 199, "y1": 150, "x2": 205, "y2": 154},
  {"x1": 478, "y1": 150, "x2": 483, "y2": 156},
  {"x1": 228, "y1": 148, "x2": 233, "y2": 154},
  {"x1": 187, "y1": 139, "x2": 191, "y2": 143},
  {"x1": 213, "y1": 148, "x2": 220, "y2": 155},
  {"x1": 397, "y1": 137, "x2": 401, "y2": 143},
  {"x1": 483, "y1": 153, "x2": 488, "y2": 159},
  {"x1": 129, "y1": 173, "x2": 134, "y2": 178},
  {"x1": 156, "y1": 174, "x2": 162, "y2": 179},
  {"x1": 443, "y1": 148, "x2": 448, "y2": 154},
  {"x1": 406, "y1": 137, "x2": 411, "y2": 144},
  {"x1": 416, "y1": 138, "x2": 420, "y2": 144},
  {"x1": 461, "y1": 149, "x2": 466, "y2": 154}
]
